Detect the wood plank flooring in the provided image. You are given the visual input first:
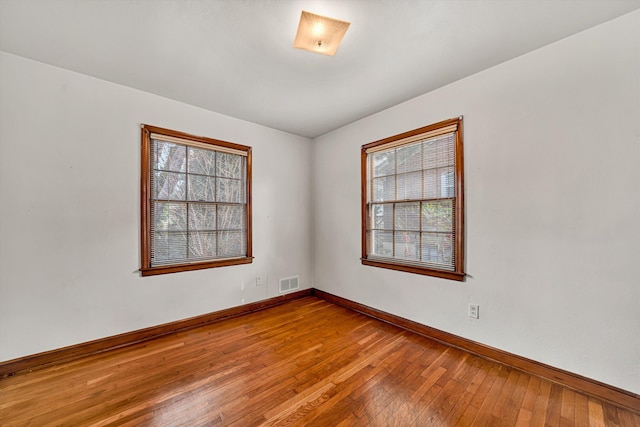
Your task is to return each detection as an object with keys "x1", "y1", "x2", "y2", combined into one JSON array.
[{"x1": 1, "y1": 297, "x2": 638, "y2": 426}]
